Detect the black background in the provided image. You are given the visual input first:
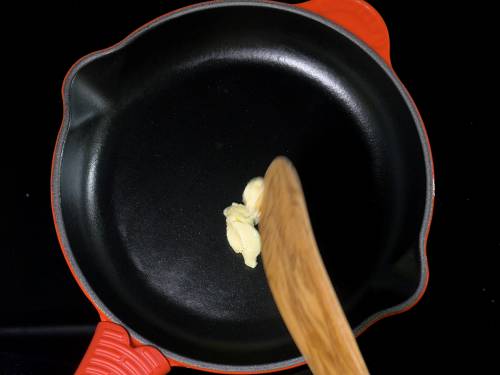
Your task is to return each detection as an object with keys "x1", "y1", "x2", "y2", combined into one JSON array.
[{"x1": 5, "y1": 0, "x2": 493, "y2": 374}]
